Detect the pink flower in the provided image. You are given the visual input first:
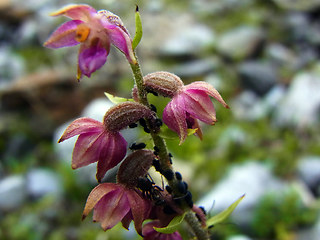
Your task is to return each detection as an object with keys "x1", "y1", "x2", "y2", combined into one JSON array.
[
  {"x1": 58, "y1": 117, "x2": 127, "y2": 182},
  {"x1": 163, "y1": 81, "x2": 229, "y2": 144},
  {"x1": 142, "y1": 220, "x2": 182, "y2": 240},
  {"x1": 44, "y1": 4, "x2": 136, "y2": 80},
  {"x1": 82, "y1": 183, "x2": 150, "y2": 235}
]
